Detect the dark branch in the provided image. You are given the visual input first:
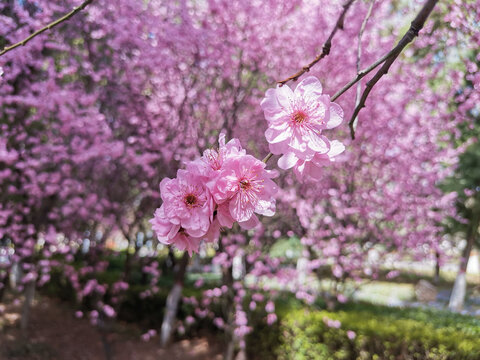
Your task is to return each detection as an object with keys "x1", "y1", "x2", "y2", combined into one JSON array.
[
  {"x1": 346, "y1": 0, "x2": 438, "y2": 139},
  {"x1": 0, "y1": 0, "x2": 94, "y2": 57},
  {"x1": 277, "y1": 0, "x2": 356, "y2": 86}
]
